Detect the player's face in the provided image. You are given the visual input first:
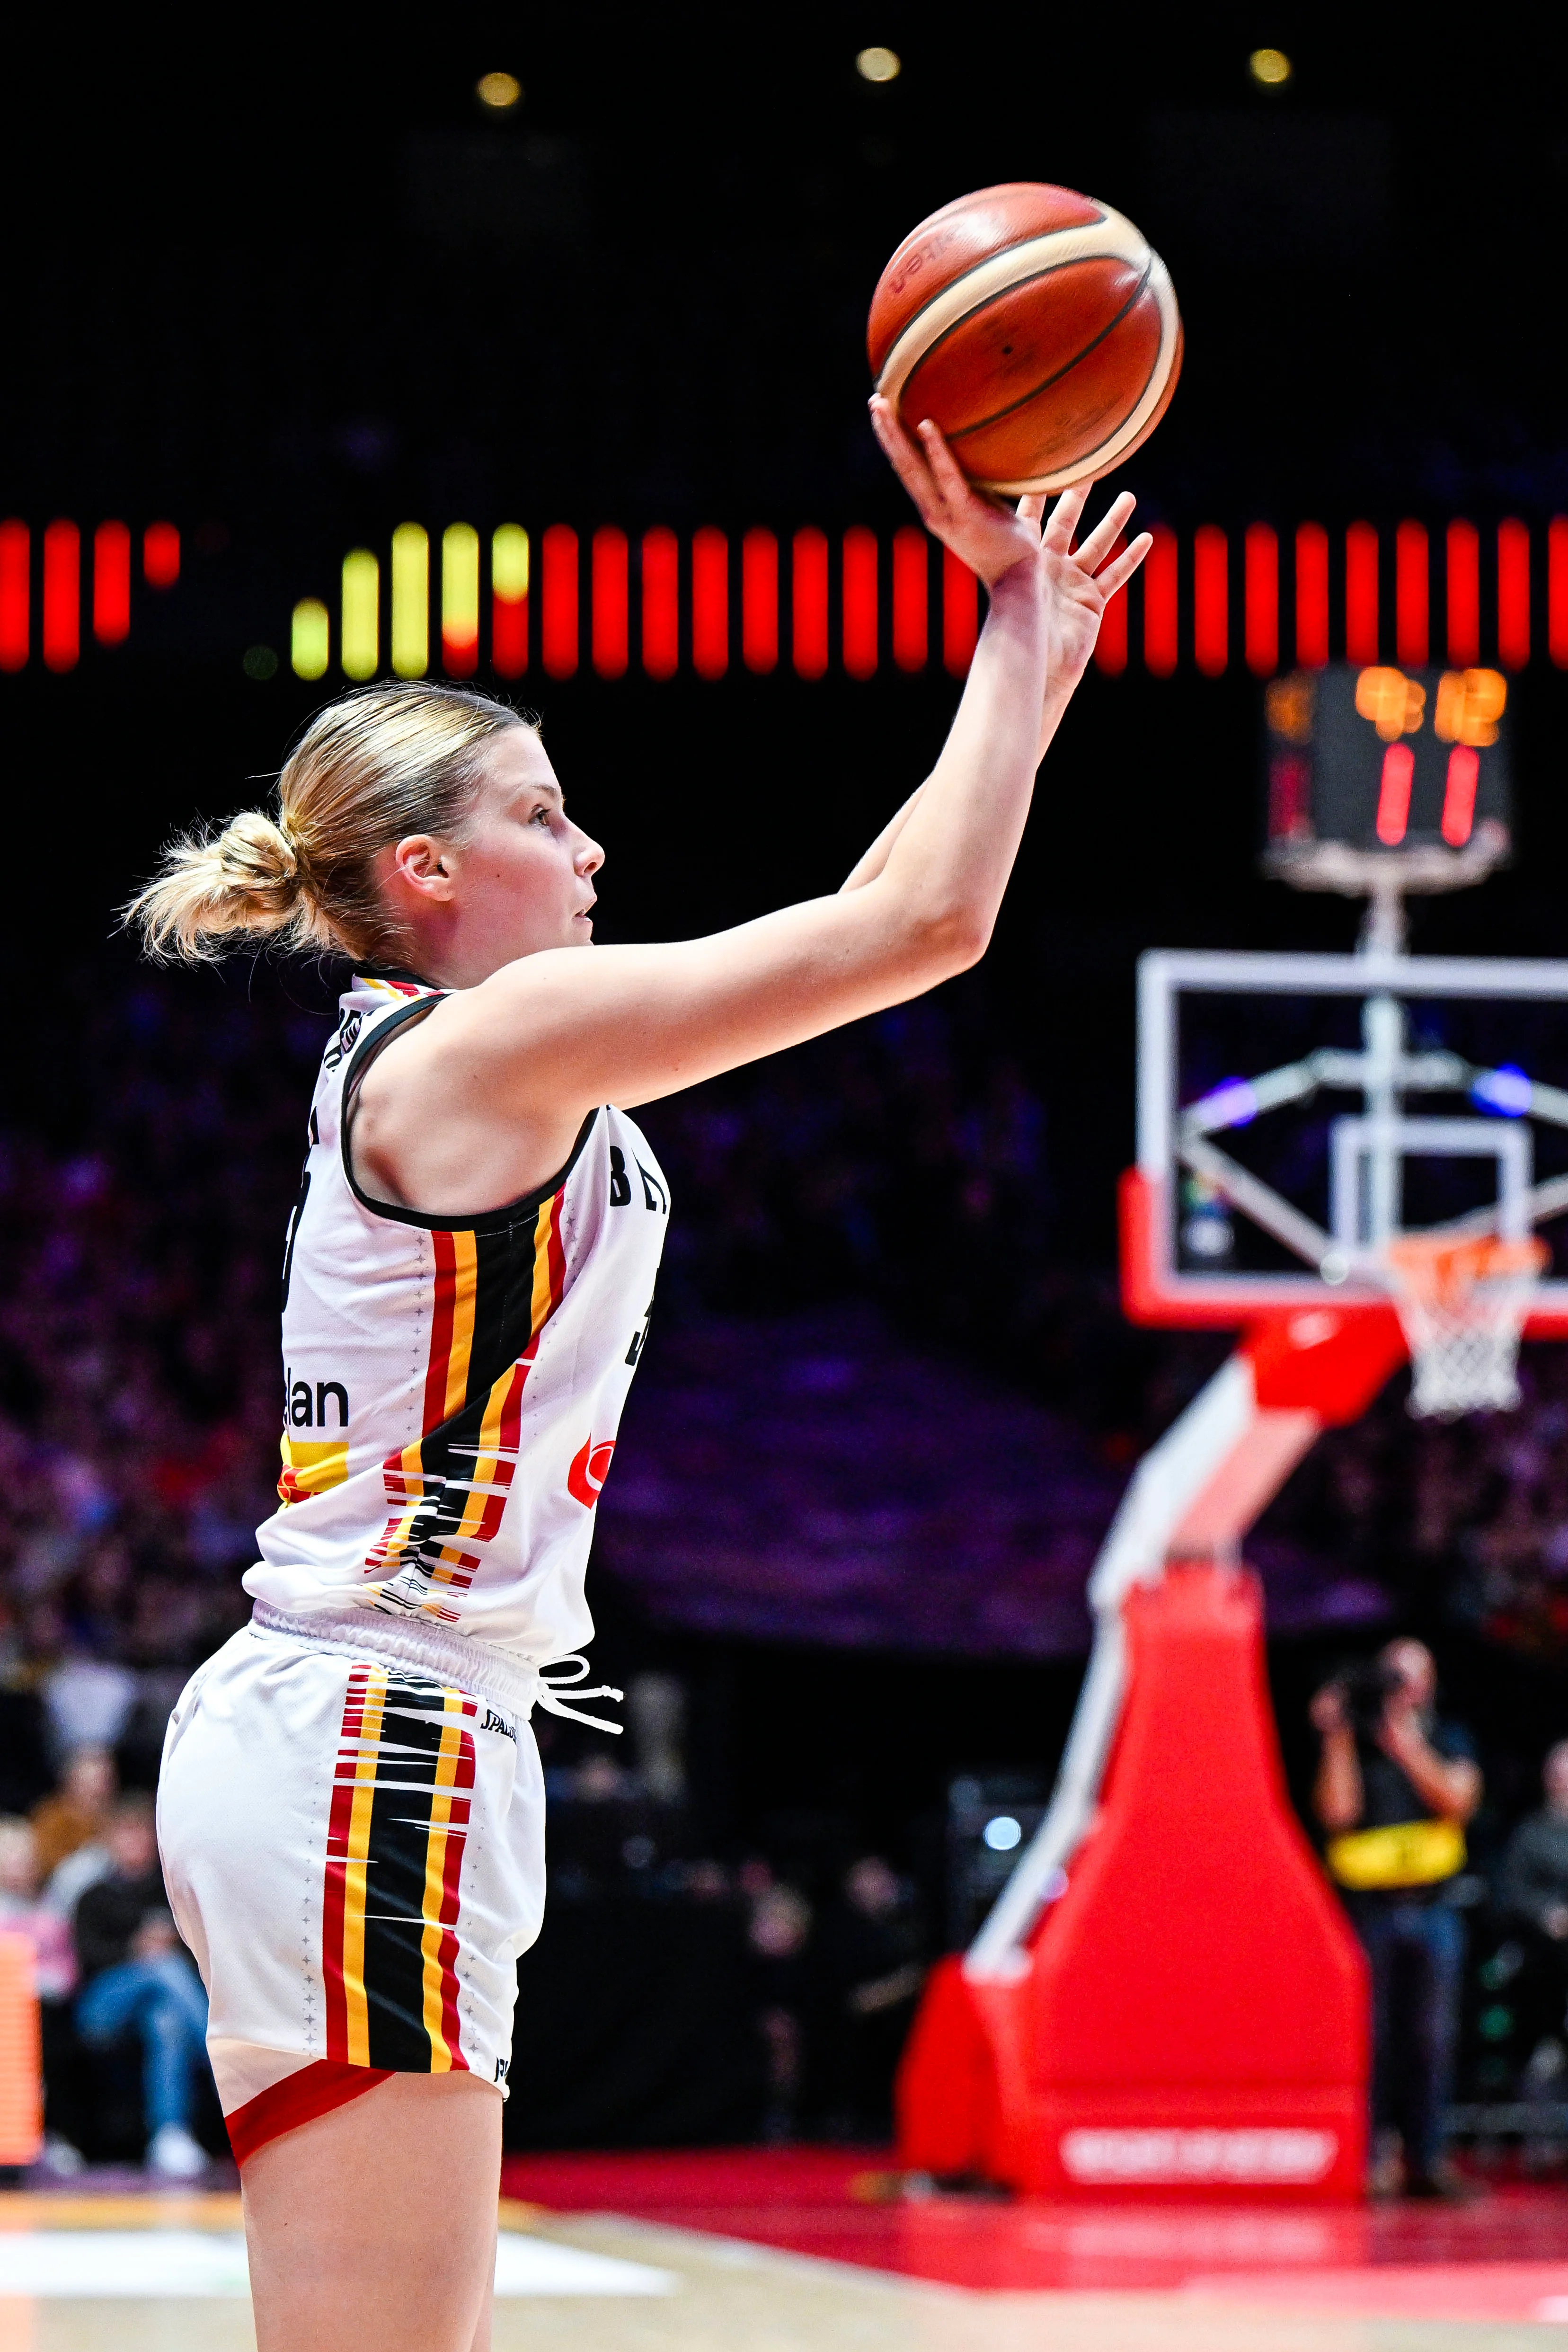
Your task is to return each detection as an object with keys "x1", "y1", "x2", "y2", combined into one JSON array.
[{"x1": 450, "y1": 728, "x2": 604, "y2": 969}]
